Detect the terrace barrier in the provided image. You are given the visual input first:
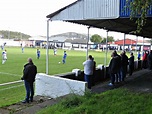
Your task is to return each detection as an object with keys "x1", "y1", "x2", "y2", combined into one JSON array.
[
  {"x1": 58, "y1": 60, "x2": 142, "y2": 85},
  {"x1": 35, "y1": 60, "x2": 143, "y2": 98},
  {"x1": 35, "y1": 73, "x2": 87, "y2": 98}
]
